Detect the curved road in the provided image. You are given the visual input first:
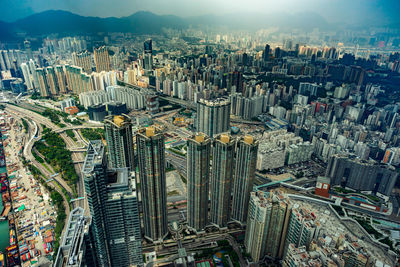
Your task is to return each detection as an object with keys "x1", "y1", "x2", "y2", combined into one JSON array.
[
  {"x1": 7, "y1": 111, "x2": 71, "y2": 231},
  {"x1": 5, "y1": 104, "x2": 88, "y2": 211}
]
